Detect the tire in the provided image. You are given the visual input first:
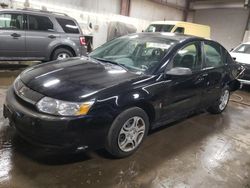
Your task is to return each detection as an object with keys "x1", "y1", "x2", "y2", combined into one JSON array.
[
  {"x1": 105, "y1": 107, "x2": 150, "y2": 158},
  {"x1": 207, "y1": 88, "x2": 230, "y2": 114},
  {"x1": 51, "y1": 48, "x2": 73, "y2": 60}
]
